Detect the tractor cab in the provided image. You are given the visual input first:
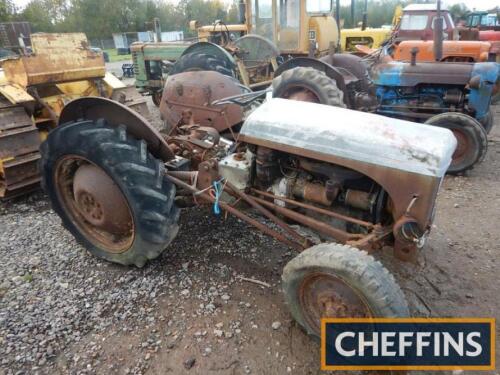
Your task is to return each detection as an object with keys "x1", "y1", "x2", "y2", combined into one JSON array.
[
  {"x1": 191, "y1": 0, "x2": 339, "y2": 56},
  {"x1": 466, "y1": 12, "x2": 499, "y2": 31},
  {"x1": 394, "y1": 4, "x2": 455, "y2": 42},
  {"x1": 246, "y1": 0, "x2": 339, "y2": 55}
]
